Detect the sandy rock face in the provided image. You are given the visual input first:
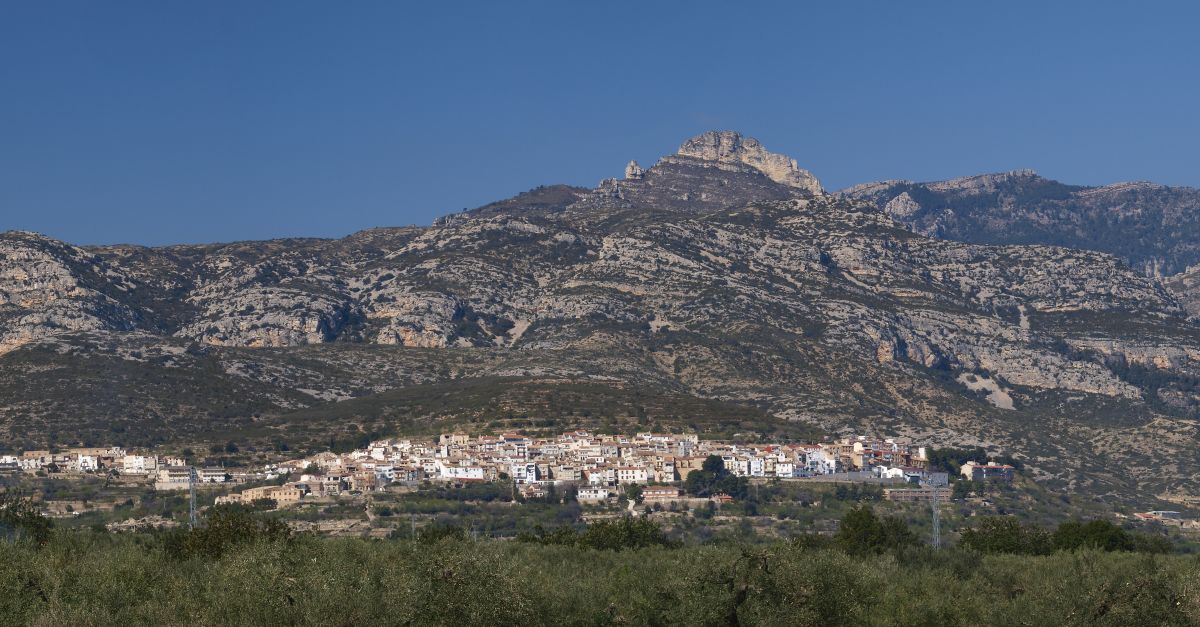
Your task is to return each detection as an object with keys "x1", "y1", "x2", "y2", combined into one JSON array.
[
  {"x1": 0, "y1": 231, "x2": 139, "y2": 353},
  {"x1": 179, "y1": 286, "x2": 351, "y2": 347},
  {"x1": 883, "y1": 192, "x2": 921, "y2": 219},
  {"x1": 367, "y1": 292, "x2": 460, "y2": 347},
  {"x1": 676, "y1": 131, "x2": 823, "y2": 194},
  {"x1": 1164, "y1": 265, "x2": 1200, "y2": 319}
]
